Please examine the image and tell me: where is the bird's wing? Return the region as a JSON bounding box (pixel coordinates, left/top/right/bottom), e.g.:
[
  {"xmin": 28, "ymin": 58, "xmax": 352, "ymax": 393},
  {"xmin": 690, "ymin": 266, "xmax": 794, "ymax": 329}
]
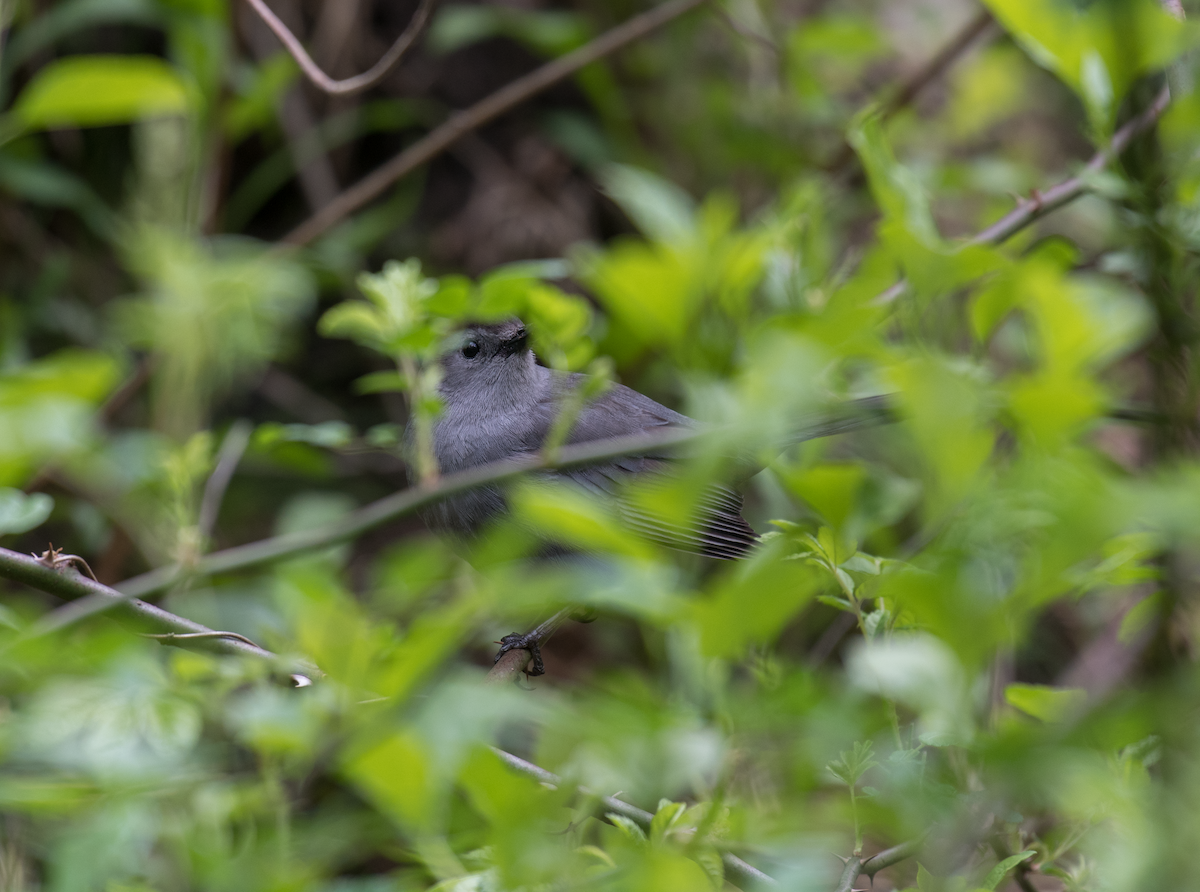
[{"xmin": 545, "ymin": 380, "xmax": 756, "ymax": 559}]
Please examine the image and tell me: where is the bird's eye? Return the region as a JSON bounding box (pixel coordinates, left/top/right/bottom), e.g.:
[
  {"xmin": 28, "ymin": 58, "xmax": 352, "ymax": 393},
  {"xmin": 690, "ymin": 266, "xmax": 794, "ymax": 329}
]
[{"xmin": 461, "ymin": 340, "xmax": 480, "ymax": 359}]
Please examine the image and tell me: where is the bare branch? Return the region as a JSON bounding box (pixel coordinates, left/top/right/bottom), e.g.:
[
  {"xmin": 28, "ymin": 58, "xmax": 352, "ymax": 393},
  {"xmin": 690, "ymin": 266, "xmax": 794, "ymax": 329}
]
[
  {"xmin": 862, "ymin": 837, "xmax": 924, "ymax": 877},
  {"xmin": 244, "ymin": 0, "xmax": 437, "ymax": 97},
  {"xmin": 827, "ymin": 7, "xmax": 997, "ymax": 174},
  {"xmin": 967, "ymin": 83, "xmax": 1172, "ymax": 246},
  {"xmin": 282, "ymin": 0, "xmax": 708, "ymax": 246},
  {"xmin": 874, "ymin": 82, "xmax": 1172, "ymax": 304},
  {"xmin": 198, "ymin": 419, "xmax": 253, "ymax": 542},
  {"xmin": 489, "ymin": 747, "xmax": 778, "ymax": 887},
  {"xmin": 104, "ymin": 395, "xmax": 891, "ymax": 606},
  {"xmin": 0, "ymin": 546, "xmax": 314, "ymax": 681}
]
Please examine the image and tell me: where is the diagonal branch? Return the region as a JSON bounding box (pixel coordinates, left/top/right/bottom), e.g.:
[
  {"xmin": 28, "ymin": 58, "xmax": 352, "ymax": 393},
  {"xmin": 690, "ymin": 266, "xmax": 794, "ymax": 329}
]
[
  {"xmin": 489, "ymin": 747, "xmax": 778, "ymax": 887},
  {"xmin": 244, "ymin": 0, "xmax": 437, "ymax": 97},
  {"xmin": 0, "ymin": 547, "xmax": 315, "ymax": 681},
  {"xmin": 115, "ymin": 396, "xmax": 892, "ymax": 599},
  {"xmin": 198, "ymin": 419, "xmax": 253, "ymax": 542},
  {"xmin": 967, "ymin": 82, "xmax": 1172, "ymax": 246},
  {"xmin": 282, "ymin": 0, "xmax": 708, "ymax": 245},
  {"xmin": 873, "ymin": 82, "xmax": 1173, "ymax": 304},
  {"xmin": 827, "ymin": 7, "xmax": 997, "ymax": 174}
]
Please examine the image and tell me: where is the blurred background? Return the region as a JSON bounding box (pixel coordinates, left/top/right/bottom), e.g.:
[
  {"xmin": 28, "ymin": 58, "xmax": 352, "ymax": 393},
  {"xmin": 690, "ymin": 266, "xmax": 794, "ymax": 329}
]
[{"xmin": 1, "ymin": 0, "xmax": 1199, "ymax": 889}]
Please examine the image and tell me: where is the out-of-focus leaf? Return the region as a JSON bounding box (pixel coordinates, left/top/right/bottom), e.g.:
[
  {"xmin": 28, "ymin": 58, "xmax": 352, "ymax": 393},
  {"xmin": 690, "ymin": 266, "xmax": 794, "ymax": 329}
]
[
  {"xmin": 18, "ymin": 658, "xmax": 200, "ymax": 779},
  {"xmin": 1, "ymin": 0, "xmax": 162, "ymax": 88},
  {"xmin": 0, "ymin": 349, "xmax": 118, "ymax": 487},
  {"xmin": 0, "ymin": 153, "xmax": 116, "ymax": 238},
  {"xmin": 599, "ymin": 164, "xmax": 696, "ymax": 243},
  {"xmin": 982, "ymin": 851, "xmax": 1036, "ymax": 890},
  {"xmin": 849, "ymin": 114, "xmax": 1006, "ymax": 297},
  {"xmin": 342, "ymin": 730, "xmax": 434, "ymax": 832},
  {"xmin": 429, "ymin": 4, "xmax": 590, "ymax": 56},
  {"xmin": 981, "ymin": 0, "xmax": 1195, "ymax": 133},
  {"xmin": 847, "ymin": 634, "xmax": 972, "ymax": 745},
  {"xmin": 116, "ymin": 231, "xmax": 315, "ymax": 438},
  {"xmin": 690, "ymin": 538, "xmax": 819, "ymax": 657},
  {"xmin": 0, "ymin": 488, "xmax": 53, "ymax": 535},
  {"xmin": 1005, "ymin": 683, "xmax": 1087, "ymax": 722},
  {"xmin": 11, "ymin": 55, "xmax": 189, "ymax": 130}
]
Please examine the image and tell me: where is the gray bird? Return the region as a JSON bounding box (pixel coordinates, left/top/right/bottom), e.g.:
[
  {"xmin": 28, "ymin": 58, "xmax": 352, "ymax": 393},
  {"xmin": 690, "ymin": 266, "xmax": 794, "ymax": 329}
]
[
  {"xmin": 419, "ymin": 318, "xmax": 890, "ymax": 674},
  {"xmin": 423, "ymin": 319, "xmax": 758, "ymax": 560}
]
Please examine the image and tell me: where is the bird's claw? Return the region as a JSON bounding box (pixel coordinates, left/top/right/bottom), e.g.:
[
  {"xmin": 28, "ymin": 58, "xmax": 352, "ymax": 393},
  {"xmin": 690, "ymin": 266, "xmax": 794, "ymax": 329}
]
[{"xmin": 494, "ymin": 631, "xmax": 545, "ymax": 676}]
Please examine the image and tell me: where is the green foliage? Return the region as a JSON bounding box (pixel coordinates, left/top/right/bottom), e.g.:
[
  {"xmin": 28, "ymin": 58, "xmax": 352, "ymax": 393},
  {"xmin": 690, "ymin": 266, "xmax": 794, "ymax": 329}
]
[
  {"xmin": 4, "ymin": 0, "xmax": 1200, "ymax": 890},
  {"xmin": 10, "ymin": 54, "xmax": 190, "ymax": 131}
]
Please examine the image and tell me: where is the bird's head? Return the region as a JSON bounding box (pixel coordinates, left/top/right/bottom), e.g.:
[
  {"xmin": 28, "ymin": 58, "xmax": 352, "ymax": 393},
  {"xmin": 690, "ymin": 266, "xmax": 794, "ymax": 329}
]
[{"xmin": 438, "ymin": 319, "xmax": 538, "ymax": 403}]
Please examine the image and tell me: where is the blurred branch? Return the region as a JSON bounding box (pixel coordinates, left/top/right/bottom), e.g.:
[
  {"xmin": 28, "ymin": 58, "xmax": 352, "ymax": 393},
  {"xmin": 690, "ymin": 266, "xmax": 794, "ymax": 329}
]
[
  {"xmin": 968, "ymin": 83, "xmax": 1172, "ymax": 246},
  {"xmin": 875, "ymin": 82, "xmax": 1173, "ymax": 304},
  {"xmin": 0, "ymin": 546, "xmax": 314, "ymax": 680},
  {"xmin": 828, "ymin": 7, "xmax": 997, "ymax": 174},
  {"xmin": 283, "ymin": 0, "xmax": 708, "ymax": 245},
  {"xmin": 198, "ymin": 420, "xmax": 253, "ymax": 543},
  {"xmin": 241, "ymin": 0, "xmax": 340, "ymax": 210},
  {"xmin": 879, "ymin": 9, "xmax": 995, "ymax": 124},
  {"xmin": 862, "ymin": 838, "xmax": 923, "ymax": 876},
  {"xmin": 245, "ymin": 0, "xmax": 436, "ymax": 97},
  {"xmin": 489, "ymin": 747, "xmax": 778, "ymax": 887},
  {"xmin": 830, "ymin": 838, "xmax": 922, "ymax": 892},
  {"xmin": 107, "ymin": 395, "xmax": 891, "ymax": 606}
]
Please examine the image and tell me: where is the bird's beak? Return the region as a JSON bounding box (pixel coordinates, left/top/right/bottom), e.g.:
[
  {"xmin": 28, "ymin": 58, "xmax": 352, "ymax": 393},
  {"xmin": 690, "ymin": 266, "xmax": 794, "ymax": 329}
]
[{"xmin": 499, "ymin": 326, "xmax": 529, "ymax": 355}]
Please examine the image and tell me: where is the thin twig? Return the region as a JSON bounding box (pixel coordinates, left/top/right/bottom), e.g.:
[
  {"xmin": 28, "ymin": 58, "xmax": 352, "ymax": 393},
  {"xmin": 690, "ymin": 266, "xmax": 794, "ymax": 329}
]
[
  {"xmin": 968, "ymin": 83, "xmax": 1172, "ymax": 246},
  {"xmin": 282, "ymin": 0, "xmax": 708, "ymax": 245},
  {"xmin": 141, "ymin": 630, "xmax": 263, "ymax": 648},
  {"xmin": 862, "ymin": 837, "xmax": 924, "ymax": 877},
  {"xmin": 241, "ymin": 0, "xmax": 340, "ymax": 210},
  {"xmin": 244, "ymin": 0, "xmax": 437, "ymax": 97},
  {"xmin": 882, "ymin": 8, "xmax": 995, "ymax": 118},
  {"xmin": 0, "ymin": 546, "xmax": 315, "ymax": 681},
  {"xmin": 873, "ymin": 82, "xmax": 1173, "ymax": 304},
  {"xmin": 828, "ymin": 7, "xmax": 997, "ymax": 174},
  {"xmin": 489, "ymin": 747, "xmax": 777, "ymax": 887},
  {"xmin": 198, "ymin": 420, "xmax": 253, "ymax": 542}
]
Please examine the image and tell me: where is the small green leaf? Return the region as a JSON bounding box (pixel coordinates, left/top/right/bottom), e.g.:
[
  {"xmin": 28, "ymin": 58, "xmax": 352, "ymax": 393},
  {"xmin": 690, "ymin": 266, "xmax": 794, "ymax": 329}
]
[
  {"xmin": 0, "ymin": 489, "xmax": 53, "ymax": 535},
  {"xmin": 354, "ymin": 370, "xmax": 408, "ymax": 394},
  {"xmin": 649, "ymin": 799, "xmax": 686, "ymax": 844},
  {"xmin": 598, "ymin": 163, "xmax": 695, "ymax": 242},
  {"xmin": 982, "ymin": 851, "xmax": 1036, "ymax": 891},
  {"xmin": 1004, "ymin": 683, "xmax": 1087, "ymax": 722},
  {"xmin": 13, "ymin": 55, "xmax": 188, "ymax": 130},
  {"xmin": 827, "ymin": 740, "xmax": 879, "ymax": 787},
  {"xmin": 606, "ymin": 813, "xmax": 647, "ymax": 843}
]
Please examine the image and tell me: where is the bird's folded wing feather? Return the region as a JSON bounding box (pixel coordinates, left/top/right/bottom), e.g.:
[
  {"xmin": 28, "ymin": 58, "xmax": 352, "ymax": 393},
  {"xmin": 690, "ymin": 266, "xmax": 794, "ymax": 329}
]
[{"xmin": 548, "ymin": 380, "xmax": 757, "ymax": 559}]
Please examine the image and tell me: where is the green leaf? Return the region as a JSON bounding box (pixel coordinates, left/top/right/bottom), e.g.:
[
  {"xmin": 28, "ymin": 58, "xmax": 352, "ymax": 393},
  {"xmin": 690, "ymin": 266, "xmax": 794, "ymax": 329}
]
[
  {"xmin": 598, "ymin": 163, "xmax": 696, "ymax": 243},
  {"xmin": 0, "ymin": 488, "xmax": 53, "ymax": 535},
  {"xmin": 13, "ymin": 55, "xmax": 189, "ymax": 130},
  {"xmin": 649, "ymin": 799, "xmax": 686, "ymax": 844},
  {"xmin": 1004, "ymin": 683, "xmax": 1087, "ymax": 722},
  {"xmin": 354, "ymin": 370, "xmax": 408, "ymax": 394},
  {"xmin": 980, "ymin": 0, "xmax": 1195, "ymax": 134},
  {"xmin": 342, "ymin": 730, "xmax": 434, "ymax": 832},
  {"xmin": 606, "ymin": 813, "xmax": 648, "ymax": 843},
  {"xmin": 981, "ymin": 851, "xmax": 1036, "ymax": 891},
  {"xmin": 827, "ymin": 740, "xmax": 879, "ymax": 787}
]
